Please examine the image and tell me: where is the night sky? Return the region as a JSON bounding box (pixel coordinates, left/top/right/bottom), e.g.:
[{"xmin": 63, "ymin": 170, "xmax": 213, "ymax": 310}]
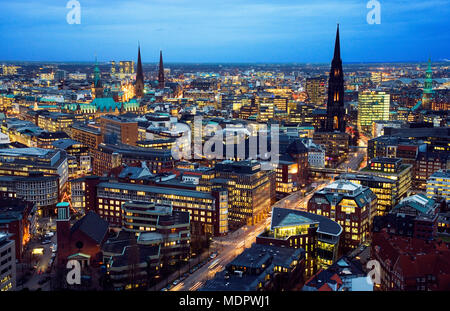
[{"xmin": 0, "ymin": 0, "xmax": 449, "ymax": 63}]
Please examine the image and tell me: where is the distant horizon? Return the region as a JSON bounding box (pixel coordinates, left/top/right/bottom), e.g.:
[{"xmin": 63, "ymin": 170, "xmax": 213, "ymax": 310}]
[
  {"xmin": 1, "ymin": 59, "xmax": 448, "ymax": 66},
  {"xmin": 1, "ymin": 1, "xmax": 449, "ymax": 63}
]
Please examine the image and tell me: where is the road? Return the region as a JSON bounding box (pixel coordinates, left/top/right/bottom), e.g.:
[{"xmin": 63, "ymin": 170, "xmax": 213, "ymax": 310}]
[
  {"xmin": 19, "ymin": 218, "xmax": 57, "ymax": 291},
  {"xmin": 172, "ymin": 138, "xmax": 369, "ymax": 291},
  {"xmin": 172, "ymin": 217, "xmax": 271, "ymax": 291},
  {"xmin": 172, "ymin": 182, "xmax": 332, "ymax": 291}
]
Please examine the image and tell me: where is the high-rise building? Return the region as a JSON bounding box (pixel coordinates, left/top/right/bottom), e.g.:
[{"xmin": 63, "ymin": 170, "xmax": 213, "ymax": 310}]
[
  {"xmin": 214, "ymin": 160, "xmax": 275, "ymax": 228},
  {"xmin": 254, "ymin": 92, "xmax": 275, "ymax": 122},
  {"xmin": 358, "ymin": 90, "xmax": 390, "ymax": 133},
  {"xmin": 360, "ymin": 157, "xmax": 412, "ymax": 201},
  {"xmin": 305, "ymin": 76, "xmax": 326, "ymax": 107},
  {"xmin": 135, "ymin": 45, "xmax": 144, "ymax": 98},
  {"xmin": 325, "ymin": 25, "xmax": 346, "ymax": 133}
]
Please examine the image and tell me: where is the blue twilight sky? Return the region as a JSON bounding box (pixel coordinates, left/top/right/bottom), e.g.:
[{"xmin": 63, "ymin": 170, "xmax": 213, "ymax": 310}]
[{"xmin": 0, "ymin": 0, "xmax": 449, "ymax": 63}]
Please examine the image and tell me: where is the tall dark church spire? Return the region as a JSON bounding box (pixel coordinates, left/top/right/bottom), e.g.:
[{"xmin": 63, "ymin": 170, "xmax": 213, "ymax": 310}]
[
  {"xmin": 135, "ymin": 43, "xmax": 144, "ymax": 98},
  {"xmin": 333, "ymin": 24, "xmax": 341, "ymax": 60},
  {"xmin": 325, "ymin": 24, "xmax": 346, "ymax": 132},
  {"xmin": 158, "ymin": 50, "xmax": 165, "ymax": 89}
]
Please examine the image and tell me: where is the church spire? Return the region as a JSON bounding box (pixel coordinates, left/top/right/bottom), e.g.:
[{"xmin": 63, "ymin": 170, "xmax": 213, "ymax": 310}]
[
  {"xmin": 333, "ymin": 24, "xmax": 341, "ymax": 61},
  {"xmin": 325, "ymin": 24, "xmax": 345, "ymax": 132},
  {"xmin": 158, "ymin": 50, "xmax": 165, "ymax": 89},
  {"xmin": 135, "ymin": 43, "xmax": 144, "ymax": 98}
]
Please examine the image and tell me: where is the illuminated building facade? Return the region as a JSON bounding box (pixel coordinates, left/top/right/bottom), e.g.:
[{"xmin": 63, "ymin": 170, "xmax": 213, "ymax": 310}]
[
  {"xmin": 305, "ymin": 76, "xmax": 326, "ymax": 107},
  {"xmin": 358, "ymin": 90, "xmax": 390, "ymax": 133},
  {"xmin": 37, "ymin": 112, "xmax": 74, "ymax": 133},
  {"xmin": 103, "ymin": 202, "xmax": 190, "ymax": 290},
  {"xmin": 257, "ymin": 207, "xmax": 342, "ymax": 276},
  {"xmin": 0, "ymin": 233, "xmax": 16, "ymax": 291},
  {"xmin": 70, "ymin": 177, "xmax": 228, "ymax": 237},
  {"xmin": 336, "ymin": 173, "xmax": 399, "ymax": 216},
  {"xmin": 0, "ymin": 147, "xmax": 68, "ymax": 193},
  {"xmin": 426, "ymin": 170, "xmax": 450, "ymax": 202},
  {"xmin": 308, "ymin": 180, "xmax": 377, "ymax": 254},
  {"xmin": 0, "ymin": 198, "xmax": 36, "ymax": 261},
  {"xmin": 361, "ymin": 157, "xmax": 412, "ymax": 201},
  {"xmin": 99, "ymin": 115, "xmax": 139, "ymax": 146},
  {"xmin": 71, "ymin": 123, "xmax": 103, "ymax": 151},
  {"xmin": 0, "ymin": 173, "xmax": 58, "ymax": 217},
  {"xmin": 422, "ymin": 59, "xmax": 434, "ymax": 110},
  {"xmin": 91, "ymin": 143, "xmax": 175, "ymax": 176},
  {"xmin": 254, "ymin": 92, "xmax": 275, "ymax": 122},
  {"xmin": 373, "ymin": 194, "xmax": 439, "ymax": 240},
  {"xmin": 276, "ymin": 138, "xmax": 309, "ymax": 198},
  {"xmin": 313, "ymin": 131, "xmax": 349, "ymax": 168},
  {"xmin": 214, "ymin": 160, "xmax": 275, "ymax": 228}
]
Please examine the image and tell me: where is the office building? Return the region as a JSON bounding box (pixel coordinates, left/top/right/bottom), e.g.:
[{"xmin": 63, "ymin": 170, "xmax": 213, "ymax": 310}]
[
  {"xmin": 71, "ymin": 123, "xmax": 103, "ymax": 151},
  {"xmin": 308, "ymin": 180, "xmax": 377, "ymax": 254},
  {"xmin": 0, "ymin": 198, "xmax": 37, "ymax": 260},
  {"xmin": 358, "ymin": 90, "xmax": 390, "ymax": 133},
  {"xmin": 426, "ymin": 170, "xmax": 450, "ymax": 202},
  {"xmin": 257, "ymin": 207, "xmax": 342, "ymax": 276},
  {"xmin": 214, "ymin": 160, "xmax": 275, "ymax": 228},
  {"xmin": 360, "ymin": 157, "xmax": 412, "ymax": 201},
  {"xmin": 0, "ymin": 233, "xmax": 16, "ymax": 291},
  {"xmin": 0, "ymin": 147, "xmax": 68, "ymax": 192},
  {"xmin": 313, "ymin": 131, "xmax": 349, "ymax": 168},
  {"xmin": 336, "ymin": 173, "xmax": 400, "ymax": 216},
  {"xmin": 305, "ymin": 76, "xmax": 326, "ymax": 107},
  {"xmin": 200, "ymin": 244, "xmax": 305, "ymax": 291},
  {"xmin": 99, "ymin": 115, "xmax": 138, "ymax": 146}
]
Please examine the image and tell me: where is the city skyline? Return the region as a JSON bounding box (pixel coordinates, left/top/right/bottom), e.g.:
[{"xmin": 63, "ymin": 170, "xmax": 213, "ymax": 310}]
[{"xmin": 1, "ymin": 0, "xmax": 449, "ymax": 63}]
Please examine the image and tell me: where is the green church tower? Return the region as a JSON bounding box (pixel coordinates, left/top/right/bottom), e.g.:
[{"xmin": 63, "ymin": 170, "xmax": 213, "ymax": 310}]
[{"xmin": 422, "ymin": 58, "xmax": 434, "ymax": 110}]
